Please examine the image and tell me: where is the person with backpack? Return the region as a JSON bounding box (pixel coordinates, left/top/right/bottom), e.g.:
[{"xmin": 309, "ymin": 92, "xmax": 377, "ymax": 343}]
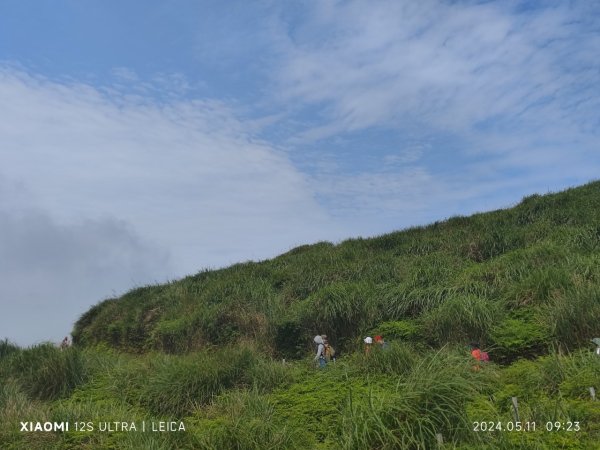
[
  {"xmin": 60, "ymin": 336, "xmax": 70, "ymax": 350},
  {"xmin": 314, "ymin": 335, "xmax": 327, "ymax": 368},
  {"xmin": 374, "ymin": 335, "xmax": 389, "ymax": 350}
]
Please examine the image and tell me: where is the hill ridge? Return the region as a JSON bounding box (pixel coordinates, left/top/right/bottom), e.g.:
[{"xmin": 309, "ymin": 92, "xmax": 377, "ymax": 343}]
[{"xmin": 73, "ymin": 180, "xmax": 600, "ymax": 360}]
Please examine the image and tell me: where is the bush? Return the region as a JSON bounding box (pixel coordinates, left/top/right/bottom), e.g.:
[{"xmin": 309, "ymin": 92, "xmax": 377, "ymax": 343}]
[
  {"xmin": 490, "ymin": 314, "xmax": 549, "ymax": 362},
  {"xmin": 274, "ymin": 321, "xmax": 307, "ymax": 359},
  {"xmin": 370, "ymin": 320, "xmax": 423, "ymax": 342}
]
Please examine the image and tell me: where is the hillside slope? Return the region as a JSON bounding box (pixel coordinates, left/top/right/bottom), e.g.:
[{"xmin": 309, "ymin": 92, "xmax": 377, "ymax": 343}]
[{"xmin": 73, "ymin": 181, "xmax": 600, "ymax": 360}]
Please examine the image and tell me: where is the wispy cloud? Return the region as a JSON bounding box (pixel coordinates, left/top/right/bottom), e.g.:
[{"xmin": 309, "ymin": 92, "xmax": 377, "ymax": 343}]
[
  {"xmin": 274, "ymin": 1, "xmax": 599, "ymax": 139},
  {"xmin": 264, "ymin": 0, "xmax": 600, "ymax": 223}
]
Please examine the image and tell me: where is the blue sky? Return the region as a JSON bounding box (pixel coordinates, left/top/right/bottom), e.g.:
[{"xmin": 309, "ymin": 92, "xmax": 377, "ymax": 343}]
[{"xmin": 1, "ymin": 0, "xmax": 599, "ymax": 345}]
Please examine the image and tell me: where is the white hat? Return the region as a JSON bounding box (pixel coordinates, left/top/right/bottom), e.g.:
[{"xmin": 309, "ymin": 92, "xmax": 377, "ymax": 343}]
[{"xmin": 364, "ymin": 336, "xmax": 373, "ymax": 344}]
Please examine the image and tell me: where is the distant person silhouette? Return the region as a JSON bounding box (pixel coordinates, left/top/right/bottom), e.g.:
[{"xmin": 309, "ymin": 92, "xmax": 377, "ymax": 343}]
[
  {"xmin": 469, "ymin": 342, "xmax": 489, "ymax": 371},
  {"xmin": 314, "ymin": 335, "xmax": 327, "ymax": 368},
  {"xmin": 60, "ymin": 336, "xmax": 70, "ymax": 350},
  {"xmin": 364, "ymin": 336, "xmax": 373, "ymax": 355}
]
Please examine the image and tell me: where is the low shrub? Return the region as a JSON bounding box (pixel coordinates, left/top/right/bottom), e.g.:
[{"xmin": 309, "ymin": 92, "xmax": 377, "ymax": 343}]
[
  {"xmin": 370, "ymin": 320, "xmax": 423, "ymax": 342},
  {"xmin": 490, "ymin": 314, "xmax": 549, "ymax": 362}
]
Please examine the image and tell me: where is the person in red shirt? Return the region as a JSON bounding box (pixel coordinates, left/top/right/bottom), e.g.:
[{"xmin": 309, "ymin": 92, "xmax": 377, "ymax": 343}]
[{"xmin": 470, "ymin": 342, "xmax": 489, "ymax": 370}]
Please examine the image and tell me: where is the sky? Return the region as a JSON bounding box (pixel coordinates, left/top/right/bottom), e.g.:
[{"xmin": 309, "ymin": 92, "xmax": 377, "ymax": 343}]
[{"xmin": 1, "ymin": 0, "xmax": 599, "ymax": 346}]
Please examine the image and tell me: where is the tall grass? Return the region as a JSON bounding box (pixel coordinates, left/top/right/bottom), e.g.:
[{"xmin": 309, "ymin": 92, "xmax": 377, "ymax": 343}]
[
  {"xmin": 0, "ymin": 339, "xmax": 20, "ymax": 359},
  {"xmin": 195, "ymin": 390, "xmax": 310, "ymax": 450},
  {"xmin": 337, "ymin": 349, "xmax": 488, "ymax": 449},
  {"xmin": 543, "ymin": 286, "xmax": 600, "ymax": 348},
  {"xmin": 421, "ymin": 295, "xmax": 502, "ymax": 345},
  {"xmin": 0, "ymin": 379, "xmax": 57, "ymax": 450},
  {"xmin": 352, "ymin": 342, "xmax": 418, "ymax": 376},
  {"xmin": 138, "ymin": 346, "xmax": 289, "ymax": 417},
  {"xmin": 4, "ymin": 344, "xmax": 87, "ymax": 401}
]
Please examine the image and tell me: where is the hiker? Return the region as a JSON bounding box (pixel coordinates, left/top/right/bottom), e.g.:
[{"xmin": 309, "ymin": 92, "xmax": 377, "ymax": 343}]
[
  {"xmin": 314, "ymin": 335, "xmax": 327, "ymax": 368},
  {"xmin": 364, "ymin": 336, "xmax": 373, "ymax": 355},
  {"xmin": 323, "ymin": 335, "xmax": 336, "ymax": 363},
  {"xmin": 374, "ymin": 335, "xmax": 388, "ymax": 350},
  {"xmin": 60, "ymin": 336, "xmax": 70, "ymax": 350},
  {"xmin": 593, "ymin": 338, "xmax": 600, "ymax": 357},
  {"xmin": 470, "ymin": 342, "xmax": 489, "ymax": 371}
]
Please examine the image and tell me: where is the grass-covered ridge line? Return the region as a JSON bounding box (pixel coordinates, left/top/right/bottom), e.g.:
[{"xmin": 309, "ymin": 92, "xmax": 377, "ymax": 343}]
[
  {"xmin": 2, "ymin": 181, "xmax": 600, "ymax": 449},
  {"xmin": 74, "ymin": 181, "xmax": 600, "ymax": 359}
]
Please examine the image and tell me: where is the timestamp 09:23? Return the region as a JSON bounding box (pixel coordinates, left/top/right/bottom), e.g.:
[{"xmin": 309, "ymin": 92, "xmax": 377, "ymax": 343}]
[{"xmin": 473, "ymin": 421, "xmax": 581, "ymax": 432}]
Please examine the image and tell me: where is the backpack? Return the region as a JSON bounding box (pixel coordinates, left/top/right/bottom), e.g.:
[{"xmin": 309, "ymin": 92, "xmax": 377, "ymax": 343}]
[
  {"xmin": 480, "ymin": 351, "xmax": 489, "ymax": 362},
  {"xmin": 325, "ymin": 344, "xmax": 335, "ymax": 359}
]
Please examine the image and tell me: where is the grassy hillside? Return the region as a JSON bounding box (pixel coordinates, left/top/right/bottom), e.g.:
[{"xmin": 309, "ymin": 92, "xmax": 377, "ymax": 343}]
[
  {"xmin": 74, "ymin": 180, "xmax": 600, "ymax": 358},
  {"xmin": 2, "ymin": 181, "xmax": 600, "ymax": 449}
]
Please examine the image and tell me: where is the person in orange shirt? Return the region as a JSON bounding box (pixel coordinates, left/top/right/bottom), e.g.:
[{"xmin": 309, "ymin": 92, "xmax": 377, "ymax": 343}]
[{"xmin": 470, "ymin": 342, "xmax": 489, "ymax": 371}]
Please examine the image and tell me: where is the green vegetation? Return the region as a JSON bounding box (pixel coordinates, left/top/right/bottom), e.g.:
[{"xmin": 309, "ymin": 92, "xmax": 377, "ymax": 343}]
[{"xmin": 2, "ymin": 181, "xmax": 600, "ymax": 448}]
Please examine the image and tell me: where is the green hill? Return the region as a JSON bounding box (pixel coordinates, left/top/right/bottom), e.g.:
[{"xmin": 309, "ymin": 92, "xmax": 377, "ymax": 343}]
[
  {"xmin": 74, "ymin": 180, "xmax": 600, "ymax": 359},
  {"xmin": 2, "ymin": 181, "xmax": 600, "ymax": 449}
]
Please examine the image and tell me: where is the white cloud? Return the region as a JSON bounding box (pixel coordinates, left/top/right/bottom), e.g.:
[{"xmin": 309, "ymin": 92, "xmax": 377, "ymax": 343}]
[{"xmin": 0, "ymin": 67, "xmax": 344, "ymax": 345}]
